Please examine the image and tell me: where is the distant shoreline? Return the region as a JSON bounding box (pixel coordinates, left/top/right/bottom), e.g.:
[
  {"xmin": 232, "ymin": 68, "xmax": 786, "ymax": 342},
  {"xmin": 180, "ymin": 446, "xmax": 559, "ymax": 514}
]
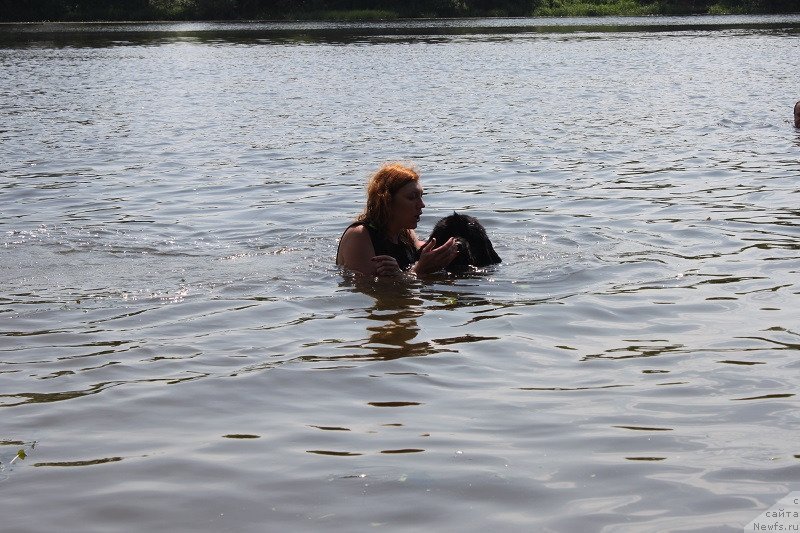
[
  {"xmin": 4, "ymin": 14, "xmax": 799, "ymax": 30},
  {"xmin": 3, "ymin": 2, "xmax": 798, "ymax": 24}
]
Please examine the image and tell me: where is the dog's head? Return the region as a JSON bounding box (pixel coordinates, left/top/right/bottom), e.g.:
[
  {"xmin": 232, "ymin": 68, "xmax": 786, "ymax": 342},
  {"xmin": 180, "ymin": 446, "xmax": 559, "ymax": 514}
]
[{"xmin": 429, "ymin": 212, "xmax": 501, "ymax": 271}]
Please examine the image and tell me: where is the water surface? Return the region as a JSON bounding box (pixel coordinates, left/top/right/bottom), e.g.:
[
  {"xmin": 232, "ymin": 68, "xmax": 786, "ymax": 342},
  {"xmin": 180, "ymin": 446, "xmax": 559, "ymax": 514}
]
[{"xmin": 1, "ymin": 16, "xmax": 799, "ymax": 532}]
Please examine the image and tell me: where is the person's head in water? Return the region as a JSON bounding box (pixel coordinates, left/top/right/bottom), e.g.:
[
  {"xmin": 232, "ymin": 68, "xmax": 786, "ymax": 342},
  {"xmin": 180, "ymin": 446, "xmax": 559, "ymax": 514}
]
[
  {"xmin": 358, "ymin": 163, "xmax": 423, "ymax": 246},
  {"xmin": 794, "ymin": 101, "xmax": 800, "ymax": 128}
]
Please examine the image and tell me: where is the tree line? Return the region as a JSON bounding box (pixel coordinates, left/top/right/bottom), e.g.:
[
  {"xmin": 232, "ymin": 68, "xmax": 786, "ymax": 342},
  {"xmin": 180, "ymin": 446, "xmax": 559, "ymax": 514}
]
[{"xmin": 1, "ymin": 0, "xmax": 795, "ymax": 22}]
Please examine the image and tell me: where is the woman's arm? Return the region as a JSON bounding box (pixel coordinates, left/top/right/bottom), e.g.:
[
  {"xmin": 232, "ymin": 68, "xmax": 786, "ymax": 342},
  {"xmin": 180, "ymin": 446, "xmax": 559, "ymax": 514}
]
[{"xmin": 336, "ymin": 224, "xmax": 378, "ymax": 276}]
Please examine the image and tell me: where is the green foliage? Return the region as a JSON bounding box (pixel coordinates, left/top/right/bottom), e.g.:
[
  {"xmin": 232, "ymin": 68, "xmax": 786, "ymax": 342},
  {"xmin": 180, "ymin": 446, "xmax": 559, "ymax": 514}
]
[
  {"xmin": 706, "ymin": 0, "xmax": 795, "ymax": 14},
  {"xmin": 468, "ymin": 0, "xmax": 538, "ymax": 15},
  {"xmin": 149, "ymin": 0, "xmax": 239, "ymax": 19},
  {"xmin": 707, "ymin": 2, "xmax": 747, "ymax": 13},
  {"xmin": 534, "ymin": 0, "xmax": 659, "ymax": 16},
  {"xmin": 0, "ymin": 0, "xmax": 795, "ymax": 22},
  {"xmin": 299, "ymin": 9, "xmax": 399, "ymax": 20},
  {"xmin": 148, "ymin": 0, "xmax": 196, "ymax": 19},
  {"xmin": 654, "ymin": 0, "xmax": 714, "ymax": 14}
]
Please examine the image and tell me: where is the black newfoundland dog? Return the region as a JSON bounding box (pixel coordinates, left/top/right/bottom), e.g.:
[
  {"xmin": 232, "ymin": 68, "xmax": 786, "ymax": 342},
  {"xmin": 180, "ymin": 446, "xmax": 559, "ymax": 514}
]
[{"xmin": 429, "ymin": 212, "xmax": 501, "ymax": 271}]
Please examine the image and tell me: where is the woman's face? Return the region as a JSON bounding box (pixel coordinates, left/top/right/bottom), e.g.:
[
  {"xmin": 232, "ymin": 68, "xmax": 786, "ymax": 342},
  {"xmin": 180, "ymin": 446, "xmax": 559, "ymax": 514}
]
[{"xmin": 390, "ymin": 181, "xmax": 425, "ymax": 230}]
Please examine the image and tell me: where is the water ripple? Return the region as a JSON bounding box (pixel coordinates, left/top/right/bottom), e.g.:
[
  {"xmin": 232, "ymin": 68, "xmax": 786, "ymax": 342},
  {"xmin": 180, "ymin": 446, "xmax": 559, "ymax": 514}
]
[{"xmin": 1, "ymin": 19, "xmax": 799, "ymax": 533}]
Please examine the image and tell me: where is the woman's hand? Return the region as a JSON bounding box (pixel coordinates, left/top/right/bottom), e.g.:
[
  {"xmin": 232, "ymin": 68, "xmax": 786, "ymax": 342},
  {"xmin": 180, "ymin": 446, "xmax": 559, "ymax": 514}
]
[
  {"xmin": 371, "ymin": 255, "xmax": 404, "ymax": 277},
  {"xmin": 411, "ymin": 237, "xmax": 458, "ymax": 276}
]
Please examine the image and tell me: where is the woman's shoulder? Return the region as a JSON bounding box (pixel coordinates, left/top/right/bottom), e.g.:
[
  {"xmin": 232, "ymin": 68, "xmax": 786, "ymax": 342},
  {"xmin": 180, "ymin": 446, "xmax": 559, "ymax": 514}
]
[
  {"xmin": 342, "ymin": 221, "xmax": 370, "ymax": 238},
  {"xmin": 336, "ymin": 221, "xmax": 377, "ymax": 269},
  {"xmin": 338, "ymin": 222, "xmax": 375, "ymax": 251}
]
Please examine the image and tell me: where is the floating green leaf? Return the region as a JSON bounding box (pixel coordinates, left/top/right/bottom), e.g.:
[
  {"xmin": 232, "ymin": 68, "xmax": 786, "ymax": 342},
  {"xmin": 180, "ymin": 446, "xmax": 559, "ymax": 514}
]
[{"xmin": 9, "ymin": 449, "xmax": 26, "ymax": 465}]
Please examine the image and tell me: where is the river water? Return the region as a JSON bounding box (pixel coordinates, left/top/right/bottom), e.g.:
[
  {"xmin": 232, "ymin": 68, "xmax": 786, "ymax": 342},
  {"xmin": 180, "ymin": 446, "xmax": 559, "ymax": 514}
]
[{"xmin": 1, "ymin": 15, "xmax": 799, "ymax": 532}]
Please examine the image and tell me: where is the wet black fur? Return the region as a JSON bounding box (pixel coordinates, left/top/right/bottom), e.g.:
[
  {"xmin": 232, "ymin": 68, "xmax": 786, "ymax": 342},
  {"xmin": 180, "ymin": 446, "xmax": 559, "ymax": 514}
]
[{"xmin": 429, "ymin": 212, "xmax": 501, "ymax": 271}]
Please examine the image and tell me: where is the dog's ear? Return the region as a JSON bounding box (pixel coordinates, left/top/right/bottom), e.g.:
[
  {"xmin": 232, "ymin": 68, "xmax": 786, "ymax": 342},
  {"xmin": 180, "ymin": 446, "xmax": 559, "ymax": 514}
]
[
  {"xmin": 477, "ymin": 233, "xmax": 501, "ymax": 266},
  {"xmin": 485, "ymin": 241, "xmax": 501, "ymax": 265},
  {"xmin": 456, "ymin": 216, "xmax": 497, "ymax": 267},
  {"xmin": 464, "ymin": 218, "xmax": 501, "ymax": 267}
]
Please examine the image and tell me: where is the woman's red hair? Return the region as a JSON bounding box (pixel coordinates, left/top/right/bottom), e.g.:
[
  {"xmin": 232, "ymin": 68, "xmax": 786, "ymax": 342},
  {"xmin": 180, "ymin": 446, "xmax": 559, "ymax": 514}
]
[{"xmin": 356, "ymin": 163, "xmax": 419, "ymax": 247}]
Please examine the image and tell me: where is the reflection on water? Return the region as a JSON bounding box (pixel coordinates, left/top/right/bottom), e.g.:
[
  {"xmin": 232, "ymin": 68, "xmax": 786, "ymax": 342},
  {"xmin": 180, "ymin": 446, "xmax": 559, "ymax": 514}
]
[
  {"xmin": 337, "ymin": 270, "xmax": 511, "ymax": 362},
  {"xmin": 1, "ymin": 16, "xmax": 799, "ymax": 533},
  {"xmin": 341, "ymin": 276, "xmax": 435, "ymax": 361}
]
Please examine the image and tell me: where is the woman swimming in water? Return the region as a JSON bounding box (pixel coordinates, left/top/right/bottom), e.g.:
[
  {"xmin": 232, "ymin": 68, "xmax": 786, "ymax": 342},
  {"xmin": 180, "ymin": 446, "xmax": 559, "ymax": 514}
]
[{"xmin": 336, "ymin": 163, "xmax": 458, "ymax": 277}]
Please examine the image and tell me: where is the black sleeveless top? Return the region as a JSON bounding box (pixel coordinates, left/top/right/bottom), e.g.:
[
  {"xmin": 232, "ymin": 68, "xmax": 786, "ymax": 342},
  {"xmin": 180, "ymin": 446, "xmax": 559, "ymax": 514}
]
[{"xmin": 338, "ymin": 222, "xmax": 419, "ymax": 271}]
